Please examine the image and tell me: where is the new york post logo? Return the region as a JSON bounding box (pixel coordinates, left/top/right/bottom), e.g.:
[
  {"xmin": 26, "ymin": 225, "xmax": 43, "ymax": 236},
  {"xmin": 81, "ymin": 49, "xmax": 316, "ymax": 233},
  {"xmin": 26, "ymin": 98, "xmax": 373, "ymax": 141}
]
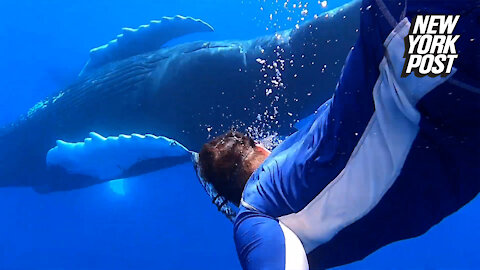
[{"xmin": 402, "ymin": 15, "xmax": 460, "ymax": 78}]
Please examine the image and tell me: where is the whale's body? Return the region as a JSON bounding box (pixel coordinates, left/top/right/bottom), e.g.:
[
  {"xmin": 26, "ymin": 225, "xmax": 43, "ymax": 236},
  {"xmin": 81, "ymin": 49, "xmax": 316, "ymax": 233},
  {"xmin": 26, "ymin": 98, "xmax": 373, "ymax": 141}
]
[{"xmin": 0, "ymin": 1, "xmax": 360, "ymax": 191}]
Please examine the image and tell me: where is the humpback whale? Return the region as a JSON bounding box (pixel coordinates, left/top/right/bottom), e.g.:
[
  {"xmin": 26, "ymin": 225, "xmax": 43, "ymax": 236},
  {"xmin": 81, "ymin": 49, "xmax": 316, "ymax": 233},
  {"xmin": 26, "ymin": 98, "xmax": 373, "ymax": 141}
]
[{"xmin": 0, "ymin": 1, "xmax": 361, "ymax": 192}]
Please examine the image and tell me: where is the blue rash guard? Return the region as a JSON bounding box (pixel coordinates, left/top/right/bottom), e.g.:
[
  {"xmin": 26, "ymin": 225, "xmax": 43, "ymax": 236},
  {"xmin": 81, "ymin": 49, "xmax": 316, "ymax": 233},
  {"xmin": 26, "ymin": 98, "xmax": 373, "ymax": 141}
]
[{"xmin": 234, "ymin": 0, "xmax": 480, "ymax": 269}]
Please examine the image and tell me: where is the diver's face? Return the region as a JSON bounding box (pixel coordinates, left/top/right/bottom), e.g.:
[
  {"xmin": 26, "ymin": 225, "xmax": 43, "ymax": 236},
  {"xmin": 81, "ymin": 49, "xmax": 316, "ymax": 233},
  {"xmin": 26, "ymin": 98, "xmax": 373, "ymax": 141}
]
[
  {"xmin": 255, "ymin": 144, "xmax": 271, "ymax": 157},
  {"xmin": 247, "ymin": 144, "xmax": 270, "ymax": 172}
]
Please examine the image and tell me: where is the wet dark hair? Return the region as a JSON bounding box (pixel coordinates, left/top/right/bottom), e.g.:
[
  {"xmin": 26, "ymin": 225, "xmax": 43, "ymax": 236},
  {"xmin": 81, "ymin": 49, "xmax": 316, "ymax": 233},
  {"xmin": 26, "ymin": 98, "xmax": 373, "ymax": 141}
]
[{"xmin": 198, "ymin": 131, "xmax": 257, "ymax": 206}]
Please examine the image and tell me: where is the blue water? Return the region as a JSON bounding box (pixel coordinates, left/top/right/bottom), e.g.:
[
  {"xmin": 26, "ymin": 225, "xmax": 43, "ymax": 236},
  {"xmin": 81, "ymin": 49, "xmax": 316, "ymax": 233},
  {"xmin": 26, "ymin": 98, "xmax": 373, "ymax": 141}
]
[{"xmin": 0, "ymin": 0, "xmax": 478, "ymax": 269}]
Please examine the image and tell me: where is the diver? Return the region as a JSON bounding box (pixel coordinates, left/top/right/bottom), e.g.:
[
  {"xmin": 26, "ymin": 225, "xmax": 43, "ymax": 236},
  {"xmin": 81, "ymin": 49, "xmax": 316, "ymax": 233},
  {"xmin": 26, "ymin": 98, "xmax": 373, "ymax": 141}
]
[
  {"xmin": 45, "ymin": 0, "xmax": 479, "ymax": 268},
  {"xmin": 194, "ymin": 0, "xmax": 480, "ymax": 269}
]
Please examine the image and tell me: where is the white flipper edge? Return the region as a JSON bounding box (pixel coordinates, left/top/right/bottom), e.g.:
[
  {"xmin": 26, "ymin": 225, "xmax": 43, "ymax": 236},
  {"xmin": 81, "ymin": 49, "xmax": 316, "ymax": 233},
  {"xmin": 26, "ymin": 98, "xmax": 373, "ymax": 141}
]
[{"xmin": 46, "ymin": 132, "xmax": 191, "ymax": 181}]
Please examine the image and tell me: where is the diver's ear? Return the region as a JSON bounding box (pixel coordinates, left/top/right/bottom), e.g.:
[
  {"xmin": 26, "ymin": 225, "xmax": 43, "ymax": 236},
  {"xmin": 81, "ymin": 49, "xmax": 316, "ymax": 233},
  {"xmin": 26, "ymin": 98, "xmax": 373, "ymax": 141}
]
[{"xmin": 255, "ymin": 144, "xmax": 271, "ymax": 156}]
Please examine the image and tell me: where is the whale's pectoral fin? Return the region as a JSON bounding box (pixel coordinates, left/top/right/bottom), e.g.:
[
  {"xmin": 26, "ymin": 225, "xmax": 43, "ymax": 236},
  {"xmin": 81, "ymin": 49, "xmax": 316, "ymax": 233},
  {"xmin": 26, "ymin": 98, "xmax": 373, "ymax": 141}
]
[
  {"xmin": 46, "ymin": 132, "xmax": 193, "ymax": 183},
  {"xmin": 80, "ymin": 15, "xmax": 214, "ymax": 75},
  {"xmin": 45, "ymin": 132, "xmax": 239, "ymax": 223}
]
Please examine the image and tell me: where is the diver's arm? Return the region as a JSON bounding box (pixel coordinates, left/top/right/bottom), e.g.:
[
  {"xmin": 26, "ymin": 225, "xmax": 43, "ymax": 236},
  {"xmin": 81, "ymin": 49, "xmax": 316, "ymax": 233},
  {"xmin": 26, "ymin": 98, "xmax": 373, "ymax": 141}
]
[{"xmin": 234, "ymin": 209, "xmax": 308, "ymax": 270}]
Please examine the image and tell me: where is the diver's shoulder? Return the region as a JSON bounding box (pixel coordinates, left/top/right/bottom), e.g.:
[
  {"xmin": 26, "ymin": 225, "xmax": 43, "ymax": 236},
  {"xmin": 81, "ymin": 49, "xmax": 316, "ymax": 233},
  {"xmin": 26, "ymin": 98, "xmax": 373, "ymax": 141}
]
[{"xmin": 233, "ymin": 205, "xmax": 274, "ymax": 231}]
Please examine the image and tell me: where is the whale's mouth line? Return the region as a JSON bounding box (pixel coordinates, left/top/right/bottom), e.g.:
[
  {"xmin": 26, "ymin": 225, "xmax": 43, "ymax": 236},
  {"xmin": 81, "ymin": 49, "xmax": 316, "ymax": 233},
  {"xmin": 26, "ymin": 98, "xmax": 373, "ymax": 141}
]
[{"xmin": 182, "ymin": 42, "xmax": 245, "ymax": 54}]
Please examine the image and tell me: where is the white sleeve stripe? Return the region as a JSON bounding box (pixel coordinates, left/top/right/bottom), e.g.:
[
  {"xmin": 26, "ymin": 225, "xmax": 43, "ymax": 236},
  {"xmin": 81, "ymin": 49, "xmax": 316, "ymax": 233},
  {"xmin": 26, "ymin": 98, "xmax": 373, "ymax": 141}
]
[{"xmin": 280, "ymin": 222, "xmax": 309, "ymax": 270}]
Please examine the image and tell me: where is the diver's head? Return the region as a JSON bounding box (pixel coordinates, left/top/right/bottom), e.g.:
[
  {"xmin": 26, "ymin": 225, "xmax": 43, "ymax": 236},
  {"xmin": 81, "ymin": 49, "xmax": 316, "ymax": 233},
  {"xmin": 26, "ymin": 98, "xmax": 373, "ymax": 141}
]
[{"xmin": 198, "ymin": 131, "xmax": 270, "ymax": 206}]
